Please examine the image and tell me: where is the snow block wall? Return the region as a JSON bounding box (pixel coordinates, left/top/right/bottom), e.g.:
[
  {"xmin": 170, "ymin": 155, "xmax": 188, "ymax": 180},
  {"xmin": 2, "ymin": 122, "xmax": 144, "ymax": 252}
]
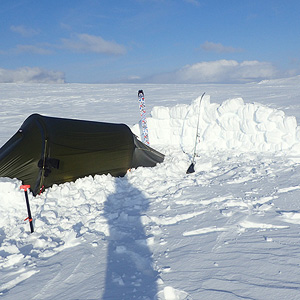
[{"xmin": 132, "ymin": 95, "xmax": 300, "ymax": 154}]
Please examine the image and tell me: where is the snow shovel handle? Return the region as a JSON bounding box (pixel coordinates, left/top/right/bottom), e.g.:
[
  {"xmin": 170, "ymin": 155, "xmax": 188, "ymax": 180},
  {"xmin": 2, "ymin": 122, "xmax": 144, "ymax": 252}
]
[{"xmin": 20, "ymin": 185, "xmax": 34, "ymax": 233}]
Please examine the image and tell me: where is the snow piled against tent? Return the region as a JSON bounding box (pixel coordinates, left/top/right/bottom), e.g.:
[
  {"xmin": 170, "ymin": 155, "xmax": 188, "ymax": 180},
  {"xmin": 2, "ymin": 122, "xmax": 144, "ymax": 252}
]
[{"xmin": 132, "ymin": 94, "xmax": 300, "ymax": 153}]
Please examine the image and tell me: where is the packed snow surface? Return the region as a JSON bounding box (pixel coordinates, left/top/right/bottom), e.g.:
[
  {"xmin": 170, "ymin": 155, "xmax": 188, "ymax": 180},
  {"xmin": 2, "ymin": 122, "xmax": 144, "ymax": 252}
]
[{"xmin": 1, "ymin": 78, "xmax": 300, "ymax": 299}]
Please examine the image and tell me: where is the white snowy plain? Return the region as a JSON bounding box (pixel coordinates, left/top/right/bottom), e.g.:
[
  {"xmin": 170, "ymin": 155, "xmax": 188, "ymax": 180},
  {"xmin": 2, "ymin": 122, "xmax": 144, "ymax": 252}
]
[{"xmin": 1, "ymin": 78, "xmax": 300, "ymax": 299}]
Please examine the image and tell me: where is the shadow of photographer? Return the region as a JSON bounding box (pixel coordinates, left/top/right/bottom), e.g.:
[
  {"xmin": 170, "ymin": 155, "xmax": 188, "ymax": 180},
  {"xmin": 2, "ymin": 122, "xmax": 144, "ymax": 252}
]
[{"xmin": 103, "ymin": 176, "xmax": 158, "ymax": 300}]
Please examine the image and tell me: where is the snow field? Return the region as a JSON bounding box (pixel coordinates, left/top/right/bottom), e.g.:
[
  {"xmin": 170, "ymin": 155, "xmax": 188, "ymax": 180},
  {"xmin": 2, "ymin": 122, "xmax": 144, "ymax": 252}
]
[{"xmin": 1, "ymin": 81, "xmax": 300, "ymax": 299}]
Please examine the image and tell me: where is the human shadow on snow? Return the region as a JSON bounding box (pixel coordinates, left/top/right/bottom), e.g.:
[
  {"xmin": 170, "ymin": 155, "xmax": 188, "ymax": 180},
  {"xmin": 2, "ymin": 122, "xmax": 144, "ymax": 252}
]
[{"xmin": 103, "ymin": 176, "xmax": 158, "ymax": 300}]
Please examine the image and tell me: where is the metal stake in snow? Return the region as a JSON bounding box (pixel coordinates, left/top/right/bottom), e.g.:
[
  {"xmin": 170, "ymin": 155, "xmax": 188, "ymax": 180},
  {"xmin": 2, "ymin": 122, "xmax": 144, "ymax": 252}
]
[
  {"xmin": 20, "ymin": 185, "xmax": 34, "ymax": 233},
  {"xmin": 186, "ymin": 92, "xmax": 205, "ymax": 174},
  {"xmin": 138, "ymin": 90, "xmax": 150, "ymax": 145}
]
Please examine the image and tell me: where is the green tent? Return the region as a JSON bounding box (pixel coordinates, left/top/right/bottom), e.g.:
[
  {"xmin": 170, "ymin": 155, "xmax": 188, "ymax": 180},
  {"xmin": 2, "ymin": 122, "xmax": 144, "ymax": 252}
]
[{"xmin": 0, "ymin": 114, "xmax": 164, "ymax": 195}]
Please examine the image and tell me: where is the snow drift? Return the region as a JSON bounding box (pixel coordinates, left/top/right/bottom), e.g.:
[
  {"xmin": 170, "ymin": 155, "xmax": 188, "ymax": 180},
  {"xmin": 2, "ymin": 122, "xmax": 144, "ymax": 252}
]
[{"xmin": 132, "ymin": 94, "xmax": 300, "ymax": 153}]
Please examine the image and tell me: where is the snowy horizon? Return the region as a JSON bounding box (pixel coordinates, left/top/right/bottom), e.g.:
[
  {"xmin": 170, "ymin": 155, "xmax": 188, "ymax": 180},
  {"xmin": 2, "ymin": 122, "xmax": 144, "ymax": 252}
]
[{"xmin": 0, "ymin": 63, "xmax": 297, "ymax": 84}]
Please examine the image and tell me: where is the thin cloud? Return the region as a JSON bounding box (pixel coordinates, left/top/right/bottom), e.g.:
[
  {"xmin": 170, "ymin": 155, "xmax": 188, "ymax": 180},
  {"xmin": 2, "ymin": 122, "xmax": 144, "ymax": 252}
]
[
  {"xmin": 16, "ymin": 45, "xmax": 53, "ymax": 55},
  {"xmin": 10, "ymin": 25, "xmax": 40, "ymax": 37},
  {"xmin": 148, "ymin": 60, "xmax": 280, "ymax": 84},
  {"xmin": 201, "ymin": 41, "xmax": 243, "ymax": 53},
  {"xmin": 61, "ymin": 33, "xmax": 126, "ymax": 55},
  {"xmin": 0, "ymin": 67, "xmax": 65, "ymax": 83},
  {"xmin": 0, "ymin": 33, "xmax": 126, "ymax": 57}
]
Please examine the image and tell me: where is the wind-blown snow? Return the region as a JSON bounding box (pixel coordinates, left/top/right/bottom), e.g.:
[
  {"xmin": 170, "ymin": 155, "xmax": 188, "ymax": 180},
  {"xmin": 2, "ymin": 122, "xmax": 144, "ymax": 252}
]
[{"xmin": 1, "ymin": 79, "xmax": 300, "ymax": 299}]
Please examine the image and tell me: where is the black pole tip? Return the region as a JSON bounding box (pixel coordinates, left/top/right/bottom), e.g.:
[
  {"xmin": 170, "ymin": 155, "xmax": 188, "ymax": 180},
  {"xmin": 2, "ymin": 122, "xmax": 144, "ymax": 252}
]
[{"xmin": 186, "ymin": 162, "xmax": 195, "ymax": 174}]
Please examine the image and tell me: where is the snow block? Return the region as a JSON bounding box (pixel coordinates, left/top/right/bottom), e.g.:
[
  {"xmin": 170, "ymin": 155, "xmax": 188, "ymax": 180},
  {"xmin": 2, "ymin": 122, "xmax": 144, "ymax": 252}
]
[{"xmin": 133, "ymin": 94, "xmax": 300, "ymax": 154}]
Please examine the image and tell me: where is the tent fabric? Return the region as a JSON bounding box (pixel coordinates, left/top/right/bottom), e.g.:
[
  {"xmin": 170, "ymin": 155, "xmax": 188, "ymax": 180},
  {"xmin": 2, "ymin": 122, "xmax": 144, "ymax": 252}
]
[{"xmin": 0, "ymin": 114, "xmax": 164, "ymax": 195}]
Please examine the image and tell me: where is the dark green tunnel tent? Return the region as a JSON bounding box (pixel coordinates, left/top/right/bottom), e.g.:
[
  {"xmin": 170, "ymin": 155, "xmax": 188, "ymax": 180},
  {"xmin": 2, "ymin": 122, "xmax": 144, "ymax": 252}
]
[{"xmin": 0, "ymin": 114, "xmax": 164, "ymax": 195}]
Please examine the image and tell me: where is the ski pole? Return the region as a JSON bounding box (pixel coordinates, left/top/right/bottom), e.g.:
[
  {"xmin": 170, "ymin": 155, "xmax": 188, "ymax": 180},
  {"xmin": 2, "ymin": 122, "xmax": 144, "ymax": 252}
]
[
  {"xmin": 186, "ymin": 92, "xmax": 205, "ymax": 174},
  {"xmin": 20, "ymin": 184, "xmax": 34, "ymax": 233}
]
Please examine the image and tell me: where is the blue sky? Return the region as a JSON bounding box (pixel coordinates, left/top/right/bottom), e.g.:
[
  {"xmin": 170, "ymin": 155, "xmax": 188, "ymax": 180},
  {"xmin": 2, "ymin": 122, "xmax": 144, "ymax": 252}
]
[{"xmin": 0, "ymin": 0, "xmax": 300, "ymax": 83}]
